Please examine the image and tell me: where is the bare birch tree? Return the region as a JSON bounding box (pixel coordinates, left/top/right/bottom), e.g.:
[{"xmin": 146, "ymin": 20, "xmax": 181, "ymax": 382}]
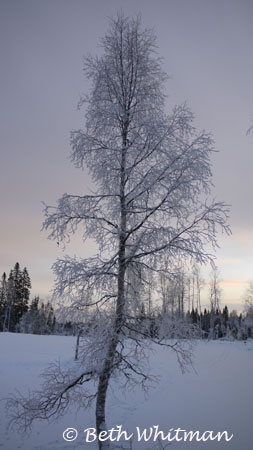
[
  {"xmin": 7, "ymin": 13, "xmax": 230, "ymax": 449},
  {"xmin": 209, "ymin": 266, "xmax": 222, "ymax": 339},
  {"xmin": 209, "ymin": 266, "xmax": 222, "ymax": 312},
  {"xmin": 192, "ymin": 263, "xmax": 205, "ymax": 329},
  {"xmin": 244, "ymin": 281, "xmax": 253, "ymax": 316}
]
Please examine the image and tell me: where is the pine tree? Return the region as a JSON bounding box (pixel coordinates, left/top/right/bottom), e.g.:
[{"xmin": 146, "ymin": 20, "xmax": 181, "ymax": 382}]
[
  {"xmin": 0, "ymin": 273, "xmax": 8, "ymax": 331},
  {"xmin": 20, "ymin": 267, "xmax": 31, "ymax": 314},
  {"xmin": 3, "ymin": 263, "xmax": 31, "ymax": 331},
  {"xmin": 12, "ymin": 262, "xmax": 23, "ymax": 328},
  {"xmin": 3, "ymin": 270, "xmax": 15, "ymax": 331}
]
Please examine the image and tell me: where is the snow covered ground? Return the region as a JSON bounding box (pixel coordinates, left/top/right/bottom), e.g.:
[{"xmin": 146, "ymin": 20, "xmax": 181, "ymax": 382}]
[{"xmin": 0, "ymin": 332, "xmax": 252, "ymax": 450}]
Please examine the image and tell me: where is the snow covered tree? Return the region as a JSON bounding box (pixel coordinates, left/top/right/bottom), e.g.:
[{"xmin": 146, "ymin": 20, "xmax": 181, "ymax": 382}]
[
  {"xmin": 159, "ymin": 269, "xmax": 185, "ymax": 318},
  {"xmin": 19, "ymin": 297, "xmax": 56, "ymax": 335},
  {"xmin": 7, "ymin": 13, "xmax": 230, "ymax": 447},
  {"xmin": 3, "ymin": 263, "xmax": 31, "ymax": 331},
  {"xmin": 244, "ymin": 281, "xmax": 253, "ymax": 316},
  {"xmin": 20, "ymin": 267, "xmax": 31, "ymax": 310},
  {"xmin": 209, "ymin": 266, "xmax": 222, "ymax": 339},
  {"xmin": 191, "ymin": 263, "xmax": 205, "ymax": 329},
  {"xmin": 3, "ymin": 270, "xmax": 15, "ymax": 332},
  {"xmin": 243, "ymin": 281, "xmax": 253, "ymax": 337},
  {"xmin": 209, "ymin": 266, "xmax": 221, "ymax": 312}
]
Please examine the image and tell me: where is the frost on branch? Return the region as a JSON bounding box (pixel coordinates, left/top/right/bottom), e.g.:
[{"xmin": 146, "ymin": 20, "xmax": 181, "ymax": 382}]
[
  {"xmin": 6, "ymin": 361, "xmax": 96, "ymax": 433},
  {"xmin": 9, "ymin": 12, "xmax": 230, "ymax": 446}
]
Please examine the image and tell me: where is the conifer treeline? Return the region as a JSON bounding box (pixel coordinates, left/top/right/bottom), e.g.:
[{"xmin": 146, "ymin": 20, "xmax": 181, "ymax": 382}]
[
  {"xmin": 186, "ymin": 306, "xmax": 252, "ymax": 340},
  {"xmin": 0, "ymin": 262, "xmax": 31, "ymax": 331},
  {"xmin": 0, "ymin": 263, "xmax": 57, "ymax": 334},
  {"xmin": 1, "ymin": 263, "xmax": 252, "ymax": 340}
]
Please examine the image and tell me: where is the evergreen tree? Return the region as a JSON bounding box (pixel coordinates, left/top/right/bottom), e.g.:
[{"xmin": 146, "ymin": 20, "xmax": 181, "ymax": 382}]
[
  {"xmin": 19, "ymin": 297, "xmax": 56, "ymax": 335},
  {"xmin": 0, "ymin": 273, "xmax": 8, "ymax": 331},
  {"xmin": 3, "ymin": 270, "xmax": 15, "ymax": 331},
  {"xmin": 2, "ymin": 263, "xmax": 31, "ymax": 331},
  {"xmin": 12, "ymin": 262, "xmax": 23, "ymax": 327},
  {"xmin": 222, "ymin": 305, "xmax": 229, "ymax": 324},
  {"xmin": 20, "ymin": 267, "xmax": 31, "ymax": 314}
]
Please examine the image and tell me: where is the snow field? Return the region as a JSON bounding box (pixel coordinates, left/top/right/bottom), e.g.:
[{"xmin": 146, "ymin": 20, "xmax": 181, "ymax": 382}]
[{"xmin": 0, "ymin": 333, "xmax": 252, "ymax": 449}]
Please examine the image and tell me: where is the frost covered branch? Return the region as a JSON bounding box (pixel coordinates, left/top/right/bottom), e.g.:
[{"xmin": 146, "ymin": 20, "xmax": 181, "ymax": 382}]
[
  {"xmin": 6, "ymin": 361, "xmax": 96, "ymax": 433},
  {"xmin": 9, "ymin": 13, "xmax": 231, "ymax": 449}
]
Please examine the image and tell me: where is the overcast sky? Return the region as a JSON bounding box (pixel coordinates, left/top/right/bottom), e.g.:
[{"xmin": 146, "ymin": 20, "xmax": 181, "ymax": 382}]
[{"xmin": 1, "ymin": 0, "xmax": 253, "ymax": 311}]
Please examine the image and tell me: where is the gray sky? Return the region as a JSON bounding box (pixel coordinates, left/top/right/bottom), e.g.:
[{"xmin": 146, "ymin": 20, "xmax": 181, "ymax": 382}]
[{"xmin": 1, "ymin": 0, "xmax": 253, "ymax": 310}]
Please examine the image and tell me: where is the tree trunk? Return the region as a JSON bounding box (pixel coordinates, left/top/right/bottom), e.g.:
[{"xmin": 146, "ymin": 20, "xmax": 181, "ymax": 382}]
[
  {"xmin": 96, "ymin": 354, "xmax": 115, "ymax": 449},
  {"xmin": 95, "ymin": 134, "xmax": 127, "ymax": 449},
  {"xmin": 75, "ymin": 328, "xmax": 82, "ymax": 360},
  {"xmin": 95, "ymin": 251, "xmax": 126, "ymax": 449}
]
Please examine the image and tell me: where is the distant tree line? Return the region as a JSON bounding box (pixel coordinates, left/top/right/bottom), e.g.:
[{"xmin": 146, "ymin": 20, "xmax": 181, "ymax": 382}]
[
  {"xmin": 0, "ymin": 263, "xmax": 57, "ymax": 334},
  {"xmin": 186, "ymin": 306, "xmax": 252, "ymax": 340},
  {"xmin": 18, "ymin": 296, "xmax": 56, "ymax": 335},
  {"xmin": 1, "ymin": 263, "xmax": 252, "ymax": 340},
  {"xmin": 0, "ymin": 262, "xmax": 31, "ymax": 332},
  {"xmin": 69, "ymin": 303, "xmax": 253, "ymax": 345},
  {"xmin": 0, "ymin": 263, "xmax": 79, "ymax": 336},
  {"xmin": 126, "ymin": 304, "xmax": 253, "ymax": 342}
]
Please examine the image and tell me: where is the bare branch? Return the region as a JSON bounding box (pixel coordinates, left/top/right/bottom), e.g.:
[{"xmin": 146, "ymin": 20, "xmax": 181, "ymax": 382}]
[{"xmin": 6, "ymin": 361, "xmax": 97, "ymax": 434}]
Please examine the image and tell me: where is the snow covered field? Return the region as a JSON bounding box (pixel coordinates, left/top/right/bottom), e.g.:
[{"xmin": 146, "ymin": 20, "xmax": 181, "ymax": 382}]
[{"xmin": 0, "ymin": 333, "xmax": 252, "ymax": 450}]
